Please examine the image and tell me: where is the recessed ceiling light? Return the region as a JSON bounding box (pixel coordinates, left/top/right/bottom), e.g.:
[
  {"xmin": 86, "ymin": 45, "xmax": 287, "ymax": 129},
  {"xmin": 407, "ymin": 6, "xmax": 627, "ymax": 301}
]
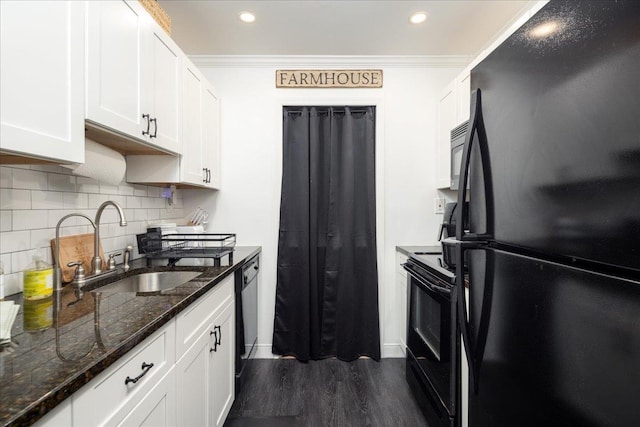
[
  {"xmin": 239, "ymin": 11, "xmax": 256, "ymax": 23},
  {"xmin": 409, "ymin": 12, "xmax": 427, "ymax": 25}
]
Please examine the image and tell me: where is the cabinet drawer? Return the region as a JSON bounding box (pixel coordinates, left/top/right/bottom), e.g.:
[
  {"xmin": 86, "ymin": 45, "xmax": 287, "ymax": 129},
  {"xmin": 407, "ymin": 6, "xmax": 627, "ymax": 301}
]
[
  {"xmin": 72, "ymin": 320, "xmax": 176, "ymax": 426},
  {"xmin": 176, "ymin": 274, "xmax": 234, "ymax": 359}
]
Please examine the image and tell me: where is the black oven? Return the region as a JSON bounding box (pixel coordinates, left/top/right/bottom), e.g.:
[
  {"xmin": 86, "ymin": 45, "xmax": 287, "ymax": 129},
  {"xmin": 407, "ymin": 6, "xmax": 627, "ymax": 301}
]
[{"xmin": 404, "ymin": 254, "xmax": 459, "ymax": 427}]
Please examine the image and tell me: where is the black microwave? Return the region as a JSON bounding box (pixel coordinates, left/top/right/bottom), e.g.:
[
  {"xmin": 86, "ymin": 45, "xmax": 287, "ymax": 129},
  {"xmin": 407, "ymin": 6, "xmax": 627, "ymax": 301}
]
[{"xmin": 450, "ymin": 121, "xmax": 469, "ymax": 190}]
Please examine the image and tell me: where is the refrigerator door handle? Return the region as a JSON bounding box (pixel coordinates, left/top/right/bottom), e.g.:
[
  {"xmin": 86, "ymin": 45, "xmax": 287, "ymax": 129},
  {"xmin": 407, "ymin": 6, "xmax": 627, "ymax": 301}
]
[
  {"xmin": 457, "ymin": 242, "xmax": 493, "ymax": 396},
  {"xmin": 456, "ymin": 243, "xmax": 475, "ymax": 395},
  {"xmin": 455, "ymin": 88, "xmax": 494, "ymax": 242}
]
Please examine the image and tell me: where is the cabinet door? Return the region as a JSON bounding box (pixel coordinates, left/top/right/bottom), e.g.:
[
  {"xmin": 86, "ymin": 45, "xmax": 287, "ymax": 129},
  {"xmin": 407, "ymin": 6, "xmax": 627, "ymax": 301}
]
[
  {"xmin": 86, "ymin": 0, "xmax": 146, "ymax": 140},
  {"xmin": 456, "ymin": 72, "xmax": 471, "ymax": 124},
  {"xmin": 201, "ymin": 84, "xmax": 221, "ymax": 189},
  {"xmin": 209, "ymin": 303, "xmax": 234, "ymax": 427},
  {"xmin": 148, "ymin": 28, "xmax": 182, "ymax": 154},
  {"xmin": 176, "ymin": 323, "xmax": 212, "ymax": 427},
  {"xmin": 0, "ymin": 0, "xmax": 84, "ymax": 163},
  {"xmin": 436, "ymin": 81, "xmax": 457, "ymax": 189},
  {"xmin": 115, "ymin": 368, "xmax": 176, "ymax": 427},
  {"xmin": 181, "ymin": 64, "xmax": 205, "ymax": 185},
  {"xmin": 33, "ymin": 398, "xmax": 72, "ymax": 427}
]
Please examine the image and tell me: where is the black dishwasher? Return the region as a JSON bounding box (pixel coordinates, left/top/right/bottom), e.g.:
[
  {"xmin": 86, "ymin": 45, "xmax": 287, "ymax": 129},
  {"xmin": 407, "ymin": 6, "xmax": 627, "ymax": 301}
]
[{"xmin": 235, "ymin": 255, "xmax": 259, "ymax": 395}]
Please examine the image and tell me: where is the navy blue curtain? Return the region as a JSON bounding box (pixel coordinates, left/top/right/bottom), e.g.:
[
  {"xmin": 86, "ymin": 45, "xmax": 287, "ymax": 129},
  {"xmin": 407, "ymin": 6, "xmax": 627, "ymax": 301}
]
[{"xmin": 272, "ymin": 106, "xmax": 380, "ymax": 361}]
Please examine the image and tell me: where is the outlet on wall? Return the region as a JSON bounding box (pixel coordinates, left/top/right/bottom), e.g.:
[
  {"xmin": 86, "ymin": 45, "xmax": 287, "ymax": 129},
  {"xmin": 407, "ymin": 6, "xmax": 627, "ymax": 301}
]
[{"xmin": 434, "ymin": 197, "xmax": 445, "ymax": 214}]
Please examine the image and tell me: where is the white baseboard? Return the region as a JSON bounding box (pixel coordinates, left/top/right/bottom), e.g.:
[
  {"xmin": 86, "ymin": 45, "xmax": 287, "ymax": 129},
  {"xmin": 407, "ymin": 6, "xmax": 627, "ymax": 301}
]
[
  {"xmin": 253, "ymin": 344, "xmax": 279, "ymax": 359},
  {"xmin": 253, "ymin": 343, "xmax": 406, "ymax": 359},
  {"xmin": 383, "ymin": 343, "xmax": 405, "ymax": 358}
]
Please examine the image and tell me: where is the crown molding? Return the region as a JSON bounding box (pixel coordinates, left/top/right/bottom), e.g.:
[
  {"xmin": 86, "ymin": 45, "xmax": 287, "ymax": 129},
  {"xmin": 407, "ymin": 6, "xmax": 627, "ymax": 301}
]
[{"xmin": 189, "ymin": 55, "xmax": 474, "ymax": 69}]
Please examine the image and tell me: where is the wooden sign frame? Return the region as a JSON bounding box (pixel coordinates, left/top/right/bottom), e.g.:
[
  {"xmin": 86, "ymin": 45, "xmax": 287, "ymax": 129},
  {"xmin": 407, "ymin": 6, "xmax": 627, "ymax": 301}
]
[{"xmin": 276, "ymin": 69, "xmax": 383, "ymax": 88}]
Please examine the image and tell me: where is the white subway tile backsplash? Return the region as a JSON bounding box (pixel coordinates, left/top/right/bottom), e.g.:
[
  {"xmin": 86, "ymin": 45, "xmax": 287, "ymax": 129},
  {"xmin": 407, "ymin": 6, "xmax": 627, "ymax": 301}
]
[
  {"xmin": 32, "ymin": 191, "xmax": 64, "ymax": 209},
  {"xmin": 0, "ymin": 211, "xmax": 11, "ymax": 232},
  {"xmin": 99, "ymin": 183, "xmax": 119, "ymax": 195},
  {"xmin": 48, "ymin": 173, "xmax": 76, "ymax": 192},
  {"xmin": 132, "ymin": 185, "xmax": 147, "ymax": 197},
  {"xmin": 2, "ymin": 272, "xmax": 22, "ymax": 295},
  {"xmin": 126, "ymin": 196, "xmax": 142, "ymax": 209},
  {"xmin": 63, "ymin": 192, "xmax": 89, "ymax": 209},
  {"xmin": 154, "ymin": 198, "xmax": 166, "ymax": 209},
  {"xmin": 1, "ymin": 253, "xmax": 11, "ymax": 274},
  {"xmin": 0, "ymin": 167, "xmax": 12, "ymax": 188},
  {"xmin": 0, "ymin": 188, "xmax": 31, "ymax": 209},
  {"xmin": 12, "ymin": 210, "xmax": 49, "ymax": 231},
  {"xmin": 11, "ymin": 249, "xmax": 41, "ymax": 273},
  {"xmin": 12, "ymin": 169, "xmax": 48, "ymax": 190},
  {"xmin": 147, "ymin": 209, "xmax": 161, "ymax": 221},
  {"xmin": 0, "ymin": 166, "xmax": 184, "ymax": 295},
  {"xmin": 31, "ymin": 228, "xmax": 56, "ymax": 250},
  {"xmin": 76, "ymin": 177, "xmax": 100, "ymax": 194},
  {"xmin": 0, "ymin": 230, "xmax": 31, "ymax": 253},
  {"xmin": 118, "ymin": 184, "xmax": 134, "ymax": 196}
]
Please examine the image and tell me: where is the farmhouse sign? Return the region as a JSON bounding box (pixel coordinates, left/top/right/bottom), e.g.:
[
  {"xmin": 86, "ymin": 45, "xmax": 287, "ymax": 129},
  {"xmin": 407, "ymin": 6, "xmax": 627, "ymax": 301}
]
[{"xmin": 276, "ymin": 69, "xmax": 383, "ymax": 88}]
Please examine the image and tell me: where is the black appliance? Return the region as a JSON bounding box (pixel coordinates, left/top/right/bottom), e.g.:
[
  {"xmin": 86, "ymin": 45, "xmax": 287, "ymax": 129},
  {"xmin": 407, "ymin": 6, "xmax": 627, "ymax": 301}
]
[
  {"xmin": 454, "ymin": 2, "xmax": 640, "ymax": 426},
  {"xmin": 234, "ymin": 254, "xmax": 259, "ymax": 395},
  {"xmin": 438, "ymin": 203, "xmax": 469, "ymax": 269},
  {"xmin": 403, "ymin": 249, "xmax": 459, "ymax": 427},
  {"xmin": 450, "ymin": 121, "xmax": 469, "ymax": 190}
]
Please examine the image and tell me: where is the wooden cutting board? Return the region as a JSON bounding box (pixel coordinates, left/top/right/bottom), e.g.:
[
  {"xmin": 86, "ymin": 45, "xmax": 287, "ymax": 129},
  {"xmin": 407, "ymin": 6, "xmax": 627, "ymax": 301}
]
[{"xmin": 50, "ymin": 233, "xmax": 106, "ymax": 283}]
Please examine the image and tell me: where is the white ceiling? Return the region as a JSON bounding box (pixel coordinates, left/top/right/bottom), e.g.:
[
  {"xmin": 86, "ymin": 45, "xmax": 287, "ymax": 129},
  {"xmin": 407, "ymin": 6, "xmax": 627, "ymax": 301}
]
[{"xmin": 157, "ymin": 0, "xmax": 534, "ymax": 56}]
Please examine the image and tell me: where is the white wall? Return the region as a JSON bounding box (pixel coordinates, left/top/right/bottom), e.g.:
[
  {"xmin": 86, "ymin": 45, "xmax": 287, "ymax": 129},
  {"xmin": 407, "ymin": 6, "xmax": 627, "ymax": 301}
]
[{"xmin": 183, "ymin": 56, "xmax": 466, "ymax": 358}]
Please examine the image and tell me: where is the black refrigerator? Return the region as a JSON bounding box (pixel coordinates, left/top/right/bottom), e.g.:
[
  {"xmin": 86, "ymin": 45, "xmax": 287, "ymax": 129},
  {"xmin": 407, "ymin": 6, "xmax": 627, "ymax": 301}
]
[{"xmin": 452, "ymin": 1, "xmax": 640, "ymax": 426}]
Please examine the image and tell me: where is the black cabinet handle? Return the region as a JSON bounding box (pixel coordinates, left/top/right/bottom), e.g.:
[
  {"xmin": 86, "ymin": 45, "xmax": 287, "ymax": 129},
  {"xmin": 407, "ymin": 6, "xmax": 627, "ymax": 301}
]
[
  {"xmin": 202, "ymin": 168, "xmax": 207, "ymax": 183},
  {"xmin": 142, "ymin": 114, "xmax": 150, "ymax": 136},
  {"xmin": 150, "ymin": 117, "xmax": 157, "ymax": 138},
  {"xmin": 206, "ymin": 168, "xmax": 211, "ymax": 183},
  {"xmin": 209, "ymin": 325, "xmax": 222, "ymax": 352},
  {"xmin": 124, "ymin": 362, "xmax": 154, "ymax": 385}
]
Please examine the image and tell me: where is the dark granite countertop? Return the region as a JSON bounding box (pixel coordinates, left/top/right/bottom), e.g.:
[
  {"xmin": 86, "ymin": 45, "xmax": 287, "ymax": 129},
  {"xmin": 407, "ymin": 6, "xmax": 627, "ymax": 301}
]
[{"xmin": 0, "ymin": 246, "xmax": 261, "ymax": 427}]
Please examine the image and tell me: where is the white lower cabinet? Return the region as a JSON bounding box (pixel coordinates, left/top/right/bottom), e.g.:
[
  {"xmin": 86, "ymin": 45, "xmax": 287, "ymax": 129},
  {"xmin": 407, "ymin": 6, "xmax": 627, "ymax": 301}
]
[
  {"xmin": 33, "ymin": 399, "xmax": 72, "ymax": 427},
  {"xmin": 116, "ymin": 367, "xmax": 176, "ymax": 427},
  {"xmin": 396, "ymin": 251, "xmax": 408, "ymax": 354},
  {"xmin": 34, "ymin": 276, "xmax": 236, "ymax": 427},
  {"xmin": 208, "ymin": 303, "xmax": 234, "ymax": 427},
  {"xmin": 72, "ymin": 321, "xmax": 176, "ymax": 426},
  {"xmin": 176, "ymin": 275, "xmax": 235, "ymax": 427}
]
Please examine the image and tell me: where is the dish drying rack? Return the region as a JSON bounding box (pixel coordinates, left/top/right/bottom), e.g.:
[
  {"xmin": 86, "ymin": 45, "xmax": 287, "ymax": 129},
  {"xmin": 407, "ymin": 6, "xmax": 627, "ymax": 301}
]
[{"xmin": 137, "ymin": 231, "xmax": 236, "ymax": 267}]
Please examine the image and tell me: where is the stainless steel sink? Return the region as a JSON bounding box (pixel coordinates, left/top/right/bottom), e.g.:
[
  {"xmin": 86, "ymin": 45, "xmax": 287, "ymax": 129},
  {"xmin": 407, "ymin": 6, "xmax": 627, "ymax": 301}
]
[{"xmin": 91, "ymin": 271, "xmax": 201, "ymax": 294}]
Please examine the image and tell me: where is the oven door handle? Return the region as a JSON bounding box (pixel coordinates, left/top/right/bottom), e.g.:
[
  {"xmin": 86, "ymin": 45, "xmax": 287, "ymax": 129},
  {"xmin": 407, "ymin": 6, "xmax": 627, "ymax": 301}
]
[{"xmin": 402, "ymin": 263, "xmax": 451, "ymax": 296}]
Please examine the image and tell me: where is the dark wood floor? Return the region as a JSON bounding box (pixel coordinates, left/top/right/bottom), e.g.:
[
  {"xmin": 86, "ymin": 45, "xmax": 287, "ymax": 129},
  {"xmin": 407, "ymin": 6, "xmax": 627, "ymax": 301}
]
[{"xmin": 225, "ymin": 358, "xmax": 428, "ymax": 427}]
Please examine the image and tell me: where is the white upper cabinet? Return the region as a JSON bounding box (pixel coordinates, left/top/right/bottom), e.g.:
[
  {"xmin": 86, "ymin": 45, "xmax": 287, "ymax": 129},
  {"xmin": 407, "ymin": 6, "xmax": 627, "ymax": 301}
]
[
  {"xmin": 126, "ymin": 60, "xmax": 221, "ymax": 189},
  {"xmin": 148, "ymin": 29, "xmax": 182, "ymax": 153},
  {"xmin": 182, "ymin": 64, "xmax": 206, "ymax": 185},
  {"xmin": 436, "ymin": 81, "xmax": 458, "ymax": 189},
  {"xmin": 202, "ymin": 84, "xmax": 221, "ymax": 189},
  {"xmin": 456, "ymin": 73, "xmax": 471, "ymax": 124},
  {"xmin": 85, "ymin": 0, "xmax": 145, "ymax": 140},
  {"xmin": 86, "ymin": 0, "xmax": 181, "ymax": 154},
  {"xmin": 0, "ymin": 1, "xmax": 84, "ymax": 164}
]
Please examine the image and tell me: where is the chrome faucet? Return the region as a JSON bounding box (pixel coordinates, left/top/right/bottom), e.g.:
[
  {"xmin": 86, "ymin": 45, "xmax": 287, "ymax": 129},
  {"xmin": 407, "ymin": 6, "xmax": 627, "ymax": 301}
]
[
  {"xmin": 92, "ymin": 201, "xmax": 127, "ymax": 274},
  {"xmin": 54, "ymin": 213, "xmax": 96, "ymax": 291}
]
